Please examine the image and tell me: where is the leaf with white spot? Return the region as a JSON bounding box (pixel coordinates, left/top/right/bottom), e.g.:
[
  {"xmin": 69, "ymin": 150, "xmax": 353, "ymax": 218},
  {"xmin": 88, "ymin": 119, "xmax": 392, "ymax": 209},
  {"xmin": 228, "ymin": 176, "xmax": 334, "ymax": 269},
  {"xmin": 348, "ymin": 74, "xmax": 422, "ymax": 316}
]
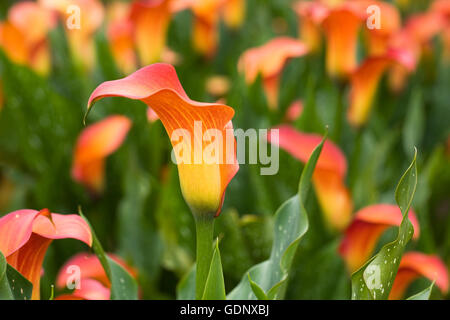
[
  {"xmin": 0, "ymin": 250, "xmax": 32, "ymax": 300},
  {"xmin": 0, "ymin": 250, "xmax": 13, "ymax": 300},
  {"xmin": 351, "ymin": 148, "xmax": 418, "ymax": 300},
  {"xmin": 407, "ymin": 281, "xmax": 434, "ymax": 300}
]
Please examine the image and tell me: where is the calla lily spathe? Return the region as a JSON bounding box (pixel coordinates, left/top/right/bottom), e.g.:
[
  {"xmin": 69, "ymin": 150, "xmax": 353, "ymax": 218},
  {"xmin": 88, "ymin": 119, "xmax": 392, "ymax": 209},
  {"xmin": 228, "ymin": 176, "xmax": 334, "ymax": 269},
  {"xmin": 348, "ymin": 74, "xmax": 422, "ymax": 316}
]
[
  {"xmin": 106, "ymin": 2, "xmax": 137, "ymax": 74},
  {"xmin": 0, "ymin": 209, "xmax": 92, "ymax": 299},
  {"xmin": 86, "ymin": 63, "xmax": 239, "ymax": 217},
  {"xmin": 338, "ymin": 204, "xmax": 420, "ymax": 273},
  {"xmin": 238, "ymin": 37, "xmax": 308, "ymax": 109},
  {"xmin": 39, "ymin": 0, "xmax": 105, "ymax": 71},
  {"xmin": 174, "ymin": 0, "xmax": 245, "ymax": 57},
  {"xmin": 55, "ymin": 252, "xmax": 136, "ymax": 300},
  {"xmin": 347, "ymin": 48, "xmax": 416, "ymax": 127},
  {"xmin": 72, "ymin": 115, "xmax": 132, "ymax": 193},
  {"xmin": 293, "ymin": 1, "xmax": 328, "ymax": 53},
  {"xmin": 362, "ymin": 1, "xmax": 401, "ymax": 56},
  {"xmin": 0, "ymin": 1, "xmax": 56, "ymax": 75},
  {"xmin": 267, "ymin": 125, "xmax": 352, "ymax": 231},
  {"xmin": 321, "ymin": 2, "xmax": 366, "ymax": 78},
  {"xmin": 222, "ymin": 0, "xmax": 245, "ymax": 29},
  {"xmin": 386, "ymin": 9, "xmax": 446, "ymax": 92},
  {"xmin": 389, "ymin": 252, "xmax": 449, "ymax": 300},
  {"xmin": 180, "ymin": 0, "xmax": 226, "ymax": 57},
  {"xmin": 130, "ymin": 0, "xmax": 173, "ymax": 65}
]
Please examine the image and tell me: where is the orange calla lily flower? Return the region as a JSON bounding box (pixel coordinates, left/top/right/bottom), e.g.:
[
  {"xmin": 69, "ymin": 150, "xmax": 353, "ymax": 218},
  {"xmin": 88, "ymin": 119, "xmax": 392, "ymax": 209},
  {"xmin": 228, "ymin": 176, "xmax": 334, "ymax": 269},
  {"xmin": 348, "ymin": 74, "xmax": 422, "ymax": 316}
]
[
  {"xmin": 105, "ymin": 2, "xmax": 137, "ymax": 74},
  {"xmin": 338, "ymin": 204, "xmax": 420, "ymax": 273},
  {"xmin": 321, "ymin": 2, "xmax": 366, "ymax": 78},
  {"xmin": 40, "ymin": 0, "xmax": 104, "ymax": 70},
  {"xmin": 55, "ymin": 252, "xmax": 136, "ymax": 300},
  {"xmin": 385, "ymin": 10, "xmax": 446, "ymax": 92},
  {"xmin": 0, "ymin": 22, "xmax": 28, "ymax": 67},
  {"xmin": 86, "ymin": 63, "xmax": 239, "ymax": 217},
  {"xmin": 174, "ymin": 0, "xmax": 226, "ymax": 57},
  {"xmin": 404, "ymin": 11, "xmax": 445, "ymax": 46},
  {"xmin": 361, "ymin": 1, "xmax": 401, "ymax": 56},
  {"xmin": 72, "ymin": 115, "xmax": 132, "ymax": 193},
  {"xmin": 293, "ymin": 1, "xmax": 328, "ymax": 53},
  {"xmin": 267, "ymin": 125, "xmax": 352, "ymax": 231},
  {"xmin": 68, "ymin": 0, "xmax": 104, "ymax": 70},
  {"xmin": 222, "ymin": 0, "xmax": 245, "ymax": 29},
  {"xmin": 0, "ymin": 1, "xmax": 56, "ymax": 75},
  {"xmin": 0, "ymin": 209, "xmax": 92, "ymax": 299},
  {"xmin": 389, "ymin": 252, "xmax": 449, "ymax": 300},
  {"xmin": 192, "ymin": 1, "xmax": 224, "ymax": 58},
  {"xmin": 107, "ymin": 19, "xmax": 137, "ymax": 75},
  {"xmin": 238, "ymin": 37, "xmax": 308, "ymax": 109},
  {"xmin": 347, "ymin": 48, "xmax": 416, "ymax": 127},
  {"xmin": 130, "ymin": 0, "xmax": 172, "ymax": 65}
]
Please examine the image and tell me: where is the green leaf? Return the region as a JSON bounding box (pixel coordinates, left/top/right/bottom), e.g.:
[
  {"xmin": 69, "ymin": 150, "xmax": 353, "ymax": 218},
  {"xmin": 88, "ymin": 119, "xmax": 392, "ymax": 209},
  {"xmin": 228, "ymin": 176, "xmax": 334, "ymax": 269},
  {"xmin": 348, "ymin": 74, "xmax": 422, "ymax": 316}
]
[
  {"xmin": 0, "ymin": 250, "xmax": 13, "ymax": 300},
  {"xmin": 395, "ymin": 147, "xmax": 418, "ymax": 216},
  {"xmin": 176, "ymin": 264, "xmax": 196, "ymax": 300},
  {"xmin": 352, "ymin": 148, "xmax": 418, "ymax": 300},
  {"xmin": 6, "ymin": 265, "xmax": 33, "ymax": 300},
  {"xmin": 0, "ymin": 250, "xmax": 32, "ymax": 300},
  {"xmin": 407, "ymin": 281, "xmax": 434, "ymax": 300},
  {"xmin": 202, "ymin": 241, "xmax": 226, "ymax": 300},
  {"xmin": 227, "ymin": 133, "xmax": 326, "ymax": 300},
  {"xmin": 248, "ymin": 274, "xmax": 268, "ymax": 300},
  {"xmin": 79, "ymin": 208, "xmax": 138, "ymax": 300}
]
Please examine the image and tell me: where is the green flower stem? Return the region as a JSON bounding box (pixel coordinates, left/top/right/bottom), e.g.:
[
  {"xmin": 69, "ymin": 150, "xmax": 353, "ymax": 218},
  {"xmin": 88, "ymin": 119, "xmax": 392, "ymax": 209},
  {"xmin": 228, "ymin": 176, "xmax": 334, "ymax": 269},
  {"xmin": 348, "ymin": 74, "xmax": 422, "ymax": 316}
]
[{"xmin": 195, "ymin": 215, "xmax": 215, "ymax": 300}]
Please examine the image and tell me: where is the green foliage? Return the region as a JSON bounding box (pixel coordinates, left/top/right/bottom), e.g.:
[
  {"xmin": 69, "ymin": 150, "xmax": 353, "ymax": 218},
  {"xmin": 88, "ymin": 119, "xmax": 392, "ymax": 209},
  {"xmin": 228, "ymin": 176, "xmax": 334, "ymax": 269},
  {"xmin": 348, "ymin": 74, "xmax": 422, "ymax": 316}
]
[
  {"xmin": 228, "ymin": 134, "xmax": 326, "ymax": 300},
  {"xmin": 79, "ymin": 209, "xmax": 138, "ymax": 300},
  {"xmin": 352, "ymin": 149, "xmax": 417, "ymax": 300},
  {"xmin": 407, "ymin": 282, "xmax": 434, "ymax": 300},
  {"xmin": 202, "ymin": 241, "xmax": 226, "ymax": 300},
  {"xmin": 0, "ymin": 251, "xmax": 32, "ymax": 300}
]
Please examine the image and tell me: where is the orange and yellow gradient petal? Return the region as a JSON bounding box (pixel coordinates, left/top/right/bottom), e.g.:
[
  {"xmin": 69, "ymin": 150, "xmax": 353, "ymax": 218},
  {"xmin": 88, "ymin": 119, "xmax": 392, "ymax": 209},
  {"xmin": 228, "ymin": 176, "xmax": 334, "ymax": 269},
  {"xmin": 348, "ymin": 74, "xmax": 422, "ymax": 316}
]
[
  {"xmin": 321, "ymin": 4, "xmax": 365, "ymax": 78},
  {"xmin": 347, "ymin": 48, "xmax": 416, "ymax": 127},
  {"xmin": 130, "ymin": 0, "xmax": 172, "ymax": 65},
  {"xmin": 87, "ymin": 63, "xmax": 239, "ymax": 217},
  {"xmin": 72, "ymin": 115, "xmax": 132, "ymax": 193},
  {"xmin": 238, "ymin": 37, "xmax": 308, "ymax": 109},
  {"xmin": 293, "ymin": 1, "xmax": 328, "ymax": 53}
]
